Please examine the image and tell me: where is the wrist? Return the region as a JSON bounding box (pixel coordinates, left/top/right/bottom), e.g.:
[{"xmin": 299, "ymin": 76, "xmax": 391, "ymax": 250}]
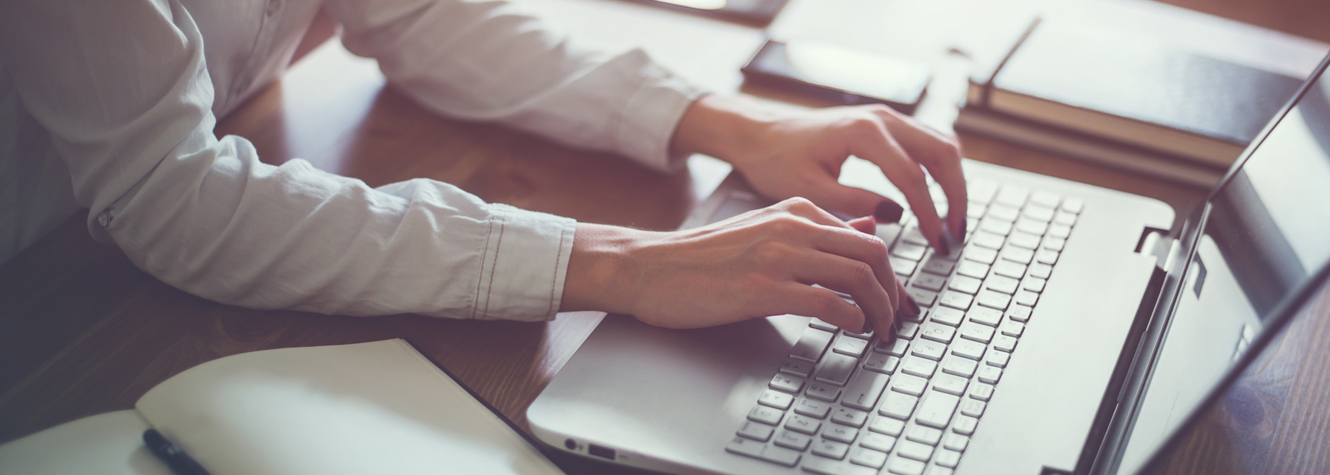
[
  {"xmin": 561, "ymin": 223, "xmax": 648, "ymax": 315},
  {"xmin": 670, "ymin": 95, "xmax": 774, "ymax": 169}
]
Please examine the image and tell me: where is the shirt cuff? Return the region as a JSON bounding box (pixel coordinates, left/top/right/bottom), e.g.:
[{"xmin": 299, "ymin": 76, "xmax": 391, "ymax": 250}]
[
  {"xmin": 471, "ymin": 203, "xmax": 577, "ymax": 322},
  {"xmin": 614, "ymin": 51, "xmax": 707, "ymax": 173}
]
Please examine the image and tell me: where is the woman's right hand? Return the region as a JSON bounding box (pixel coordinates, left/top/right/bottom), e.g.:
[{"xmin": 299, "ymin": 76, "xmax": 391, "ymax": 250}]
[{"xmin": 561, "ymin": 197, "xmax": 919, "ymax": 341}]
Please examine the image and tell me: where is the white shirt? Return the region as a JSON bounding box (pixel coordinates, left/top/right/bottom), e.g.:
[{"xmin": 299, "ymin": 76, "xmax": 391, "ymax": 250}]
[{"xmin": 0, "ymin": 0, "xmax": 702, "ymax": 321}]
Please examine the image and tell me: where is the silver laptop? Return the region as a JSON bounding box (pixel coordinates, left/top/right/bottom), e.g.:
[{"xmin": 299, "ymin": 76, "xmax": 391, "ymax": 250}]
[{"xmin": 528, "ymin": 55, "xmax": 1330, "ymax": 475}]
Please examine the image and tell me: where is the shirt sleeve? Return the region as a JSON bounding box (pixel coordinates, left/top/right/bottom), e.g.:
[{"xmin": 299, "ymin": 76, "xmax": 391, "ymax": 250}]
[
  {"xmin": 324, "ymin": 0, "xmax": 707, "ymax": 172},
  {"xmin": 0, "ymin": 0, "xmax": 575, "ymax": 321}
]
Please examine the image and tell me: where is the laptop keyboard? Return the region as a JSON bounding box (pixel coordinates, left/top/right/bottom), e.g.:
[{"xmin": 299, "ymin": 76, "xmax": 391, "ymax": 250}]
[{"xmin": 726, "ymin": 180, "xmax": 1083, "ymax": 475}]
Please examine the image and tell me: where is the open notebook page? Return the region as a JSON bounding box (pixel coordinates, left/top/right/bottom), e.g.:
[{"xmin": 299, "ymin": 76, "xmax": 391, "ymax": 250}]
[{"xmin": 135, "ymin": 339, "xmax": 564, "ymax": 475}]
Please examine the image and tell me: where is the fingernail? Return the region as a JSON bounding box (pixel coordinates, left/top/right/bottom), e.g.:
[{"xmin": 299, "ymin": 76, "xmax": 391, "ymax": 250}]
[
  {"xmin": 900, "ymin": 294, "xmax": 921, "ymax": 317},
  {"xmin": 874, "ymin": 200, "xmax": 904, "ymax": 223},
  {"xmin": 959, "ymin": 219, "xmax": 968, "ymax": 239},
  {"xmin": 861, "ymin": 319, "xmax": 873, "ymax": 334},
  {"xmin": 942, "ymin": 222, "xmax": 964, "ymax": 251},
  {"xmin": 936, "ymin": 236, "xmax": 951, "ymax": 256}
]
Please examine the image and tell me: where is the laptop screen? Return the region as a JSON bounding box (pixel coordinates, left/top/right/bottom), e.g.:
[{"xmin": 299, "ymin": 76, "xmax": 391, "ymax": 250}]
[{"xmin": 1117, "ymin": 60, "xmax": 1330, "ymax": 473}]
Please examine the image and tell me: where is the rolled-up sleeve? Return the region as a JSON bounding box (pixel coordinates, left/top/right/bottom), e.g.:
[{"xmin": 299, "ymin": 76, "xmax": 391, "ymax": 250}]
[
  {"xmin": 0, "ymin": 0, "xmax": 577, "ymax": 321},
  {"xmin": 325, "ymin": 0, "xmax": 706, "ymax": 172}
]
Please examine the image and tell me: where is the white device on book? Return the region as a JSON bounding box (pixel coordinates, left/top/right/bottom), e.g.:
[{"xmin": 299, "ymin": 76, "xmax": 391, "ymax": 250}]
[
  {"xmin": 0, "ymin": 340, "xmax": 565, "ymax": 475},
  {"xmin": 527, "ymin": 55, "xmax": 1330, "ymax": 475}
]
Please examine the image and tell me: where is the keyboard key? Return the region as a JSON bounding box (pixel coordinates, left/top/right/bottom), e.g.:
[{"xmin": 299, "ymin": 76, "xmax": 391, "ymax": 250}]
[
  {"xmin": 906, "ymin": 424, "xmax": 944, "ymax": 446},
  {"xmin": 1006, "ymin": 231, "xmax": 1041, "ymax": 250},
  {"xmin": 1022, "ymin": 276, "xmax": 1047, "ymax": 293},
  {"xmin": 1029, "ymin": 263, "xmax": 1052, "ymax": 279},
  {"xmin": 897, "ymin": 440, "xmax": 934, "ymax": 461},
  {"xmin": 987, "ymin": 351, "xmax": 1011, "ymax": 369},
  {"xmin": 916, "ymin": 393, "xmax": 961, "ymax": 429},
  {"xmin": 919, "ymin": 322, "xmax": 957, "ymax": 344},
  {"xmin": 966, "ymin": 202, "xmax": 987, "ymax": 220},
  {"xmin": 807, "ymin": 382, "xmax": 842, "ymax": 402},
  {"xmin": 833, "ymin": 335, "xmax": 870, "ymax": 357},
  {"xmin": 842, "ymin": 327, "xmax": 874, "ymax": 340},
  {"xmin": 956, "ymin": 260, "xmax": 989, "ymax": 279},
  {"xmin": 876, "ymin": 338, "xmax": 909, "ymax": 356},
  {"xmin": 959, "ymin": 322, "xmax": 995, "ymax": 343},
  {"xmin": 964, "ymin": 245, "xmax": 999, "ymax": 264},
  {"xmin": 843, "ymin": 371, "xmax": 890, "ymax": 411},
  {"xmin": 725, "ymin": 436, "xmax": 766, "ymax": 458},
  {"xmin": 869, "ymin": 417, "xmax": 905, "ymax": 436},
  {"xmin": 911, "ymin": 339, "xmax": 948, "ymax": 361},
  {"xmin": 953, "ymin": 416, "xmax": 978, "ymax": 435},
  {"xmin": 851, "ymin": 447, "xmax": 889, "ymax": 469},
  {"xmin": 761, "ymin": 445, "xmax": 802, "ymax": 467},
  {"xmin": 1061, "ymin": 197, "xmax": 1083, "ymax": 214},
  {"xmin": 947, "ymin": 275, "xmax": 982, "ymax": 294},
  {"xmin": 941, "ymin": 357, "xmax": 978, "ymax": 378},
  {"xmin": 907, "ymin": 288, "xmax": 938, "ymax": 307},
  {"xmin": 931, "ymin": 307, "xmax": 965, "ymax": 326},
  {"xmin": 951, "ymin": 340, "xmax": 986, "ymax": 361},
  {"xmin": 1054, "ymin": 210, "xmax": 1077, "ymax": 226},
  {"xmin": 970, "ymin": 231, "xmax": 1005, "ymax": 250},
  {"xmin": 781, "ymin": 358, "xmax": 814, "ymax": 378},
  {"xmin": 770, "ymin": 374, "xmax": 805, "ymax": 393},
  {"xmin": 796, "ymin": 398, "xmax": 834, "ymax": 419},
  {"xmin": 978, "ymin": 366, "xmax": 1003, "ymax": 384},
  {"xmin": 969, "ymin": 179, "xmax": 999, "ymax": 203},
  {"xmin": 1014, "ymin": 290, "xmax": 1039, "ymax": 307},
  {"xmin": 993, "ymin": 335, "xmax": 1018, "ymax": 353},
  {"xmin": 812, "ymin": 439, "xmax": 851, "ymax": 460},
  {"xmin": 790, "ymin": 329, "xmax": 834, "ymax": 362},
  {"xmin": 834, "ymin": 406, "xmax": 871, "ymax": 428},
  {"xmin": 991, "ymin": 260, "xmax": 1027, "ymax": 279},
  {"xmin": 1035, "ymin": 249, "xmax": 1060, "ymax": 265},
  {"xmin": 759, "ymin": 390, "xmax": 795, "ymax": 409},
  {"xmin": 961, "ymin": 400, "xmax": 987, "ymax": 417},
  {"xmin": 938, "ymin": 291, "xmax": 973, "ymax": 311},
  {"xmin": 896, "ymin": 322, "xmax": 920, "ymax": 340},
  {"xmin": 1048, "ymin": 224, "xmax": 1072, "ymax": 239},
  {"xmin": 774, "ymin": 430, "xmax": 813, "ymax": 450},
  {"xmin": 936, "ymin": 449, "xmax": 962, "ymax": 468},
  {"xmin": 1022, "ymin": 205, "xmax": 1055, "ymax": 223},
  {"xmin": 1030, "ymin": 190, "xmax": 1060, "ymax": 209},
  {"xmin": 902, "ymin": 227, "xmax": 929, "ymax": 246},
  {"xmin": 912, "ymin": 273, "xmax": 947, "ymax": 292},
  {"xmin": 995, "ymin": 185, "xmax": 1029, "ymax": 208},
  {"xmin": 967, "ymin": 307, "xmax": 1003, "ymax": 326},
  {"xmin": 921, "ymin": 257, "xmax": 955, "ymax": 276},
  {"xmin": 944, "ymin": 433, "xmax": 970, "ymax": 452},
  {"xmin": 888, "ymin": 456, "xmax": 926, "ymax": 475},
  {"xmin": 1042, "ymin": 236, "xmax": 1066, "ymax": 252},
  {"xmin": 893, "ymin": 243, "xmax": 928, "ymax": 261},
  {"xmin": 817, "ymin": 353, "xmax": 859, "ymax": 386},
  {"xmin": 932, "ymin": 373, "xmax": 969, "ymax": 396},
  {"xmin": 748, "ymin": 406, "xmax": 783, "ymax": 425},
  {"xmin": 823, "ymin": 423, "xmax": 859, "ymax": 444},
  {"xmin": 1014, "ymin": 218, "xmax": 1047, "ymax": 236},
  {"xmin": 810, "ymin": 319, "xmax": 839, "ymax": 332},
  {"xmin": 1000, "ymin": 246, "xmax": 1034, "ymax": 265},
  {"xmin": 1007, "ymin": 305, "xmax": 1033, "ymax": 322},
  {"xmin": 1000, "ymin": 321, "xmax": 1025, "ymax": 337},
  {"xmin": 986, "ymin": 204, "xmax": 1019, "ymax": 222},
  {"xmin": 891, "ymin": 257, "xmax": 918, "ymax": 277},
  {"xmin": 863, "ymin": 353, "xmax": 899, "ymax": 374},
  {"xmin": 738, "ymin": 421, "xmax": 775, "ymax": 441},
  {"xmin": 803, "ymin": 456, "xmax": 864, "ymax": 475},
  {"xmin": 900, "ymin": 356, "xmax": 938, "ymax": 379},
  {"xmin": 975, "ymin": 290, "xmax": 1011, "ymax": 310},
  {"xmin": 785, "ymin": 414, "xmax": 822, "ymax": 434},
  {"xmin": 879, "ymin": 392, "xmax": 919, "ymax": 420},
  {"xmin": 969, "ymin": 383, "xmax": 994, "ymax": 401}
]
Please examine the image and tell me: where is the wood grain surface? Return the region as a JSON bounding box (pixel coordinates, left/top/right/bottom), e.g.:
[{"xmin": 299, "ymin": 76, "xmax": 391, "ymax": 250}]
[{"xmin": 1, "ymin": 1, "xmax": 1328, "ymax": 474}]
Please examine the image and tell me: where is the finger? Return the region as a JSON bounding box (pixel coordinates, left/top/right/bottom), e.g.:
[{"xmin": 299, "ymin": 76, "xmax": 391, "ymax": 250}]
[
  {"xmin": 842, "ymin": 118, "xmax": 950, "ymax": 254},
  {"xmin": 765, "ymin": 284, "xmax": 866, "ymax": 333},
  {"xmin": 790, "ymin": 250, "xmax": 895, "ymax": 336},
  {"xmin": 846, "ymin": 216, "xmax": 876, "ymax": 234},
  {"xmin": 804, "ymin": 224, "xmax": 899, "ymax": 312},
  {"xmin": 872, "ymin": 107, "xmax": 969, "ymax": 242},
  {"xmin": 807, "ymin": 180, "xmax": 907, "ymax": 226}
]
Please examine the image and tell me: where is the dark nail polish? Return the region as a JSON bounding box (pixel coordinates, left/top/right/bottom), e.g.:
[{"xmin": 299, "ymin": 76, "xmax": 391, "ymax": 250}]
[
  {"xmin": 901, "ymin": 294, "xmax": 921, "ymax": 317},
  {"xmin": 861, "ymin": 319, "xmax": 873, "ymax": 335},
  {"xmin": 958, "ymin": 219, "xmax": 968, "ymax": 240},
  {"xmin": 936, "ymin": 236, "xmax": 951, "ymax": 256},
  {"xmin": 874, "ymin": 200, "xmax": 904, "ymax": 224}
]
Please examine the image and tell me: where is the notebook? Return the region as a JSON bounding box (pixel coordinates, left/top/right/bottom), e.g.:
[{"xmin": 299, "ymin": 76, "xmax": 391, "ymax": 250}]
[
  {"xmin": 528, "ymin": 54, "xmax": 1330, "ymax": 475},
  {"xmin": 0, "ymin": 339, "xmax": 564, "ymax": 475}
]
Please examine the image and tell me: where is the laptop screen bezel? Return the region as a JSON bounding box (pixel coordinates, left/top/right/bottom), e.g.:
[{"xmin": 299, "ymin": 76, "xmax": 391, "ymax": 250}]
[{"xmin": 1128, "ymin": 52, "xmax": 1330, "ymax": 473}]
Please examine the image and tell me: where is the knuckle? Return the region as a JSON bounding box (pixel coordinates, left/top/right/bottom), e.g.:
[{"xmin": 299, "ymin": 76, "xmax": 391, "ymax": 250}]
[
  {"xmin": 864, "ymin": 235, "xmax": 889, "ymax": 261},
  {"xmin": 848, "ymin": 261, "xmax": 876, "ymax": 285}
]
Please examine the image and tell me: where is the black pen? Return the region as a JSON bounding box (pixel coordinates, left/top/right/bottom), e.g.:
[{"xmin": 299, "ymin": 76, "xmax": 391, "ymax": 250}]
[{"xmin": 143, "ymin": 429, "xmax": 212, "ymax": 475}]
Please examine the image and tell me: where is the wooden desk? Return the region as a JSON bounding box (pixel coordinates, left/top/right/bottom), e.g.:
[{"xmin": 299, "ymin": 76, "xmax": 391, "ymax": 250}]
[{"xmin": 1, "ymin": 0, "xmax": 1327, "ymax": 473}]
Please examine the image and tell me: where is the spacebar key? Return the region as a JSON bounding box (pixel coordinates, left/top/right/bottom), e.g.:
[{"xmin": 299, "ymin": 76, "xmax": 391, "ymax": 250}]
[{"xmin": 842, "ymin": 370, "xmax": 889, "ymax": 411}]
